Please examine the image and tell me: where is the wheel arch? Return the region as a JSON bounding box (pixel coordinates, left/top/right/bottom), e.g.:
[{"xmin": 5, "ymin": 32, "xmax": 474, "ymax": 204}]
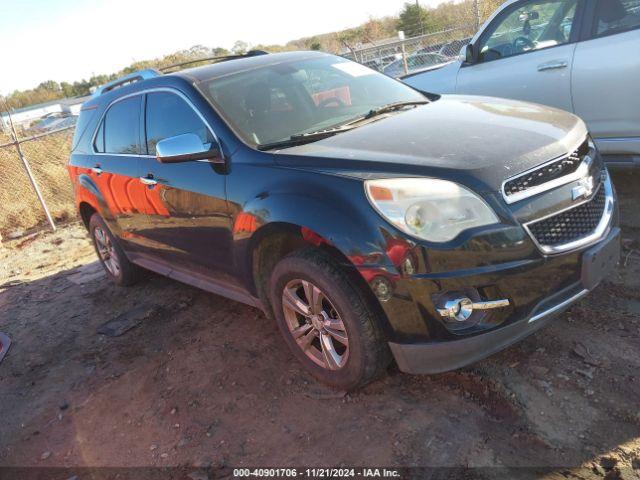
[
  {"xmin": 78, "ymin": 202, "xmax": 97, "ymax": 229},
  {"xmin": 245, "ymin": 220, "xmax": 392, "ymax": 338},
  {"xmin": 75, "ymin": 173, "xmax": 111, "ymax": 230}
]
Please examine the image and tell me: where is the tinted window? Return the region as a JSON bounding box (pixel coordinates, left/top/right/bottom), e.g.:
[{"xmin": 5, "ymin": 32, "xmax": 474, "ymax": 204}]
[
  {"xmin": 479, "ymin": 0, "xmax": 578, "ymax": 62},
  {"xmin": 200, "ymin": 56, "xmax": 425, "ymax": 146},
  {"xmin": 594, "ymin": 0, "xmax": 640, "ymax": 36},
  {"xmin": 103, "ymin": 96, "xmax": 141, "ymax": 154},
  {"xmin": 71, "ymin": 109, "xmax": 95, "ymax": 150},
  {"xmin": 145, "ymin": 92, "xmax": 213, "ymax": 154}
]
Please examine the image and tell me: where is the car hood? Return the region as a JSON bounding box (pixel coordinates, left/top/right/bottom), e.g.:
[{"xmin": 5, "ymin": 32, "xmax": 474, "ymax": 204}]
[
  {"xmin": 274, "ymin": 95, "xmax": 588, "ymax": 193},
  {"xmin": 402, "ymin": 59, "xmax": 455, "ymax": 77}
]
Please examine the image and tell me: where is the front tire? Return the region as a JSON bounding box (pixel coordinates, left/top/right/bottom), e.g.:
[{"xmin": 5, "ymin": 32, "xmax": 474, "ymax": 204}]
[
  {"xmin": 269, "ymin": 249, "xmax": 391, "ymax": 391},
  {"xmin": 89, "ymin": 213, "xmax": 141, "ymax": 286}
]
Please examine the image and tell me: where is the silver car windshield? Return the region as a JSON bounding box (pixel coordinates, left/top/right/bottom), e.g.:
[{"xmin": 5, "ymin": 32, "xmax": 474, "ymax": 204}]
[{"xmin": 197, "ymin": 56, "xmax": 426, "ymax": 147}]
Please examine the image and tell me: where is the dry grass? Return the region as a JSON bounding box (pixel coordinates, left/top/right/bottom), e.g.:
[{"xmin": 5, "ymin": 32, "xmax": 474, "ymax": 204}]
[
  {"xmin": 0, "ymin": 131, "xmax": 12, "ymax": 145},
  {"xmin": 0, "ymin": 128, "xmax": 76, "ymax": 238}
]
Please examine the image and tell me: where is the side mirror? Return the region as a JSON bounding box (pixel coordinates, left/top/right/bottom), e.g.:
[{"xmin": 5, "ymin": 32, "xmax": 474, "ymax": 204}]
[
  {"xmin": 155, "ymin": 133, "xmax": 223, "ymax": 164},
  {"xmin": 464, "ymin": 44, "xmax": 477, "ymax": 64}
]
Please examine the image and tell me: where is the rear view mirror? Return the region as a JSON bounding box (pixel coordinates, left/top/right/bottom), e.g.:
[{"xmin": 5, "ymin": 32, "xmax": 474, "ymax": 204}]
[
  {"xmin": 155, "ymin": 133, "xmax": 222, "ymax": 164},
  {"xmin": 519, "ymin": 11, "xmax": 540, "ymax": 22}
]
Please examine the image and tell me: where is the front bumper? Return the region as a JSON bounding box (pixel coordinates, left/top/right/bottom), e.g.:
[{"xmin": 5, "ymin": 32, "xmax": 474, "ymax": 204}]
[{"xmin": 387, "ymin": 227, "xmax": 621, "ymax": 375}]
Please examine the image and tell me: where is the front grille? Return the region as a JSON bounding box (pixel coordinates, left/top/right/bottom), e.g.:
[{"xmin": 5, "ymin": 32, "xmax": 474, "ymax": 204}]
[
  {"xmin": 504, "ymin": 140, "xmax": 590, "ymax": 199},
  {"xmin": 527, "ymin": 184, "xmax": 606, "ymax": 248}
]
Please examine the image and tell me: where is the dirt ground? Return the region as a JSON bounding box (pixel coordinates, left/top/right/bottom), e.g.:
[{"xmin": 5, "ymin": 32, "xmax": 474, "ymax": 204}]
[{"xmin": 1, "ymin": 171, "xmax": 639, "ymax": 480}]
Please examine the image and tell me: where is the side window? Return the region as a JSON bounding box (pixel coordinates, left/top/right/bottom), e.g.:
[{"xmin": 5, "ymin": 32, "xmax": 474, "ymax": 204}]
[
  {"xmin": 594, "ymin": 0, "xmax": 640, "ymax": 36},
  {"xmin": 72, "ymin": 108, "xmax": 96, "ymax": 150},
  {"xmin": 145, "ymin": 92, "xmax": 213, "ymax": 154},
  {"xmin": 479, "ymin": 0, "xmax": 578, "ymax": 62},
  {"xmin": 103, "ymin": 96, "xmax": 141, "ymax": 154}
]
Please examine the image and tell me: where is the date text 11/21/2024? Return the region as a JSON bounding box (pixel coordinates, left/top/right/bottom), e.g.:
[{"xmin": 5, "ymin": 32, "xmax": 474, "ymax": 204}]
[{"xmin": 232, "ymin": 468, "xmax": 402, "ymax": 478}]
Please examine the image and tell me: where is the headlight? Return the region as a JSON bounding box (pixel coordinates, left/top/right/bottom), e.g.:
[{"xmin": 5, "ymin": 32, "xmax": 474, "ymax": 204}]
[{"xmin": 365, "ymin": 178, "xmax": 499, "ymax": 243}]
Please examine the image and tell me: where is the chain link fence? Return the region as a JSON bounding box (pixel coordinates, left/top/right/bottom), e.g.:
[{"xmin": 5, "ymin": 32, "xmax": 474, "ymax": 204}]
[
  {"xmin": 0, "ymin": 123, "xmax": 76, "ymax": 241},
  {"xmin": 343, "ymin": 25, "xmax": 476, "ymax": 78},
  {"xmin": 342, "ymin": 0, "xmax": 504, "ymax": 78}
]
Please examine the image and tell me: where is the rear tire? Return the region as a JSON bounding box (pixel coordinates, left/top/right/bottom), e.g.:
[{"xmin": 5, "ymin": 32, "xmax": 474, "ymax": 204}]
[
  {"xmin": 269, "ymin": 248, "xmax": 391, "ymax": 391},
  {"xmin": 89, "ymin": 213, "xmax": 141, "ymax": 286}
]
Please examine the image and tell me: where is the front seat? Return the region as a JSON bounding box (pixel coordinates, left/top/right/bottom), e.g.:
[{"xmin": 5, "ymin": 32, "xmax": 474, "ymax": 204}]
[{"xmin": 245, "ymin": 82, "xmax": 272, "ymax": 143}]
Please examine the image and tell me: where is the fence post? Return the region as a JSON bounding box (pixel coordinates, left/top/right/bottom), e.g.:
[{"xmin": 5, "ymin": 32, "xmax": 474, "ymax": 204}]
[
  {"xmin": 3, "ymin": 102, "xmax": 57, "ymax": 232},
  {"xmin": 398, "ymin": 31, "xmax": 409, "ymax": 76}
]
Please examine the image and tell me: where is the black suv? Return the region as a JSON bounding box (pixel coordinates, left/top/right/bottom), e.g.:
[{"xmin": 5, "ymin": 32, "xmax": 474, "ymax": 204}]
[{"xmin": 69, "ymin": 51, "xmax": 620, "ymax": 390}]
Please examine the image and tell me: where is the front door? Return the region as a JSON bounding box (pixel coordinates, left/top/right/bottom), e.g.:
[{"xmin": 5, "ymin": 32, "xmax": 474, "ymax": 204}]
[
  {"xmin": 457, "ymin": 0, "xmax": 581, "ymax": 113},
  {"xmin": 572, "ymin": 0, "xmax": 640, "ymax": 155},
  {"xmin": 136, "ymin": 90, "xmax": 235, "ymax": 285},
  {"xmin": 91, "ymin": 94, "xmax": 149, "ymax": 252}
]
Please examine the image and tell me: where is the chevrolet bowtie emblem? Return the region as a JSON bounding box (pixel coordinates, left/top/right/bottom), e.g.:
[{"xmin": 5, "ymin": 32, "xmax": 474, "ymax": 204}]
[{"xmin": 572, "ymin": 176, "xmax": 595, "ymax": 201}]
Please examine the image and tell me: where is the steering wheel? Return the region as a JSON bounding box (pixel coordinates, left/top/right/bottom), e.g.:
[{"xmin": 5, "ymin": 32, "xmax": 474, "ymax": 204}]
[
  {"xmin": 513, "ymin": 36, "xmax": 535, "ymax": 52},
  {"xmin": 318, "ymin": 97, "xmax": 346, "ymax": 108}
]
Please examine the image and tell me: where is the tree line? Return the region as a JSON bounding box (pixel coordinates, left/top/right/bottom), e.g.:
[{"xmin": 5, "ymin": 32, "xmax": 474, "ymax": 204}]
[{"xmin": 3, "ymin": 0, "xmax": 504, "ymax": 110}]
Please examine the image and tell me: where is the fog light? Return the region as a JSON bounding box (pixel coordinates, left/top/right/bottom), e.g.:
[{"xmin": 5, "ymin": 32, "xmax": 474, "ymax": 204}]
[{"xmin": 437, "ymin": 297, "xmax": 510, "ymax": 323}]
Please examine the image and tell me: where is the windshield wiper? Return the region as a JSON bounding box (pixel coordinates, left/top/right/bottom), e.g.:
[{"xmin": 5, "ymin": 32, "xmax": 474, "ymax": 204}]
[
  {"xmin": 257, "ymin": 100, "xmax": 430, "ymax": 151},
  {"xmin": 363, "ymin": 100, "xmax": 430, "ymax": 120},
  {"xmin": 290, "ymin": 125, "xmax": 358, "ymax": 140},
  {"xmin": 285, "ymin": 101, "xmax": 430, "ymax": 141},
  {"xmin": 257, "ymin": 125, "xmax": 358, "ymax": 151}
]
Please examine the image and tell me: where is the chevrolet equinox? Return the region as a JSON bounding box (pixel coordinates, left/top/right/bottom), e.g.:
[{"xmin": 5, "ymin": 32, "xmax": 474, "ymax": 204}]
[{"xmin": 69, "ymin": 51, "xmax": 620, "ymax": 390}]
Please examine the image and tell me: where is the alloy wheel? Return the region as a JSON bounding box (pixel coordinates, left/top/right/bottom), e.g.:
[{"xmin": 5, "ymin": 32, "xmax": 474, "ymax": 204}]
[
  {"xmin": 282, "ymin": 279, "xmax": 349, "ymax": 370},
  {"xmin": 94, "ymin": 226, "xmax": 121, "ymax": 277}
]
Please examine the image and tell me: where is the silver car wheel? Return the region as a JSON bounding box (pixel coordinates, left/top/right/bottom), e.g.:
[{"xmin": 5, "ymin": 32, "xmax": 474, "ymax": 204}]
[
  {"xmin": 282, "ymin": 279, "xmax": 349, "ymax": 371},
  {"xmin": 94, "ymin": 226, "xmax": 121, "ymax": 277}
]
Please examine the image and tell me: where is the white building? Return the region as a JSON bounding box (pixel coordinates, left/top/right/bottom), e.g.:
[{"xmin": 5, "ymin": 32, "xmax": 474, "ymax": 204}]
[{"xmin": 0, "ymin": 95, "xmax": 90, "ymax": 132}]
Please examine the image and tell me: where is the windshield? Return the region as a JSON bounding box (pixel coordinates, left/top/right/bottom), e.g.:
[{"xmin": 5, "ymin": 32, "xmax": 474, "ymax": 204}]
[{"xmin": 197, "ymin": 55, "xmax": 426, "ymax": 148}]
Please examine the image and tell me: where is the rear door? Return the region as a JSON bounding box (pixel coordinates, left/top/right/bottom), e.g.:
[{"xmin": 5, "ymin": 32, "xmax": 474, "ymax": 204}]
[
  {"xmin": 572, "ymin": 0, "xmax": 640, "ymax": 157},
  {"xmin": 456, "ymin": 0, "xmax": 582, "ymax": 112},
  {"xmin": 92, "ymin": 94, "xmax": 149, "ymax": 251},
  {"xmin": 136, "ymin": 90, "xmax": 236, "ymax": 284}
]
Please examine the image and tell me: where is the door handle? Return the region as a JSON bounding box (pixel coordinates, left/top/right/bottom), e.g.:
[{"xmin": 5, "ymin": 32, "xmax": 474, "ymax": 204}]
[
  {"xmin": 91, "ymin": 166, "xmax": 103, "ymax": 175},
  {"xmin": 139, "ymin": 175, "xmax": 157, "ymax": 186},
  {"xmin": 537, "ymin": 61, "xmax": 568, "ymax": 72}
]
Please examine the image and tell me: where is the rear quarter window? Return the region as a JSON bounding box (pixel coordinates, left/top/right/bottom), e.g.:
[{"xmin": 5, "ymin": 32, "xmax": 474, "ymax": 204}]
[{"xmin": 71, "ymin": 108, "xmax": 96, "ymax": 151}]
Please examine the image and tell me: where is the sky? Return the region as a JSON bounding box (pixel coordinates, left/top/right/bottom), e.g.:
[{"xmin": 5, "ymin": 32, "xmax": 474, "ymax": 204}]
[{"xmin": 0, "ymin": 0, "xmax": 443, "ymax": 95}]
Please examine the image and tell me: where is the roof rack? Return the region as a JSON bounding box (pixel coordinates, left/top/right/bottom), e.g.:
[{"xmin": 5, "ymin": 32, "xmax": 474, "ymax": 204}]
[
  {"xmin": 92, "ymin": 69, "xmax": 161, "ymax": 97},
  {"xmin": 92, "ymin": 51, "xmax": 269, "ymax": 97},
  {"xmin": 159, "ymin": 50, "xmax": 269, "ymax": 73}
]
